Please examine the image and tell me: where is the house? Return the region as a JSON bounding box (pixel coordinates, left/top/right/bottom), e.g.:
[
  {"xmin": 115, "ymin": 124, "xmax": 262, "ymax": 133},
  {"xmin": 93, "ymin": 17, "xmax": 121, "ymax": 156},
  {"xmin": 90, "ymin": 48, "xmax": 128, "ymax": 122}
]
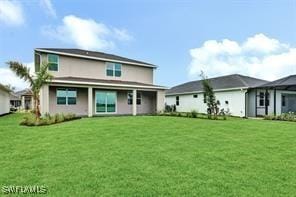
[
  {"xmin": 9, "ymin": 92, "xmax": 21, "ymax": 110},
  {"xmin": 166, "ymin": 74, "xmax": 296, "ymax": 117},
  {"xmin": 0, "ymin": 84, "xmax": 10, "ymax": 115},
  {"xmin": 165, "ymin": 74, "xmax": 267, "ymax": 117},
  {"xmin": 247, "ymin": 75, "xmax": 296, "ymax": 117},
  {"xmin": 14, "ymin": 89, "xmax": 34, "ymax": 110},
  {"xmin": 35, "ymin": 48, "xmax": 166, "ymax": 117}
]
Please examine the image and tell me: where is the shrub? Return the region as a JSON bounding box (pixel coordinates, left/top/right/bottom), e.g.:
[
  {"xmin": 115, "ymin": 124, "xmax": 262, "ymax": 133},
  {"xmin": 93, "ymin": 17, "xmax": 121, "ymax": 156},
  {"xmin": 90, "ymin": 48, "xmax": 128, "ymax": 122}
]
[
  {"xmin": 20, "ymin": 113, "xmax": 79, "ymax": 126},
  {"xmin": 190, "ymin": 110, "xmax": 198, "ymax": 118},
  {"xmin": 264, "ymin": 112, "xmax": 296, "ymax": 122}
]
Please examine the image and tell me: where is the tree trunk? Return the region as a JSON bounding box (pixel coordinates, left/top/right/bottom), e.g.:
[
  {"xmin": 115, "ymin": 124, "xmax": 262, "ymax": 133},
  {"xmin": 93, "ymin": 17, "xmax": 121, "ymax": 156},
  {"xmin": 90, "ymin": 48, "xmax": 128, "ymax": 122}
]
[{"xmin": 34, "ymin": 94, "xmax": 41, "ymax": 121}]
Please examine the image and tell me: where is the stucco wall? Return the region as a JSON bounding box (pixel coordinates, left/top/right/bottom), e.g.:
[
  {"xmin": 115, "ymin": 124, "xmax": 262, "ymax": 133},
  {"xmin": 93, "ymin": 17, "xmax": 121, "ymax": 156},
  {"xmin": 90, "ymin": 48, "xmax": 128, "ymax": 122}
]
[
  {"xmin": 165, "ymin": 89, "xmax": 247, "ymax": 117},
  {"xmin": 0, "ymin": 89, "xmax": 10, "ymax": 115},
  {"xmin": 40, "ymin": 53, "xmax": 154, "ymax": 84}
]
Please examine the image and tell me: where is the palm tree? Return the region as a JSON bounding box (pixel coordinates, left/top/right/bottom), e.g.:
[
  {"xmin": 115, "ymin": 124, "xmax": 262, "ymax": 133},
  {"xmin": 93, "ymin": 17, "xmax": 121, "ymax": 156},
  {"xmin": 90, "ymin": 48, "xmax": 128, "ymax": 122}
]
[{"xmin": 8, "ymin": 61, "xmax": 53, "ymax": 120}]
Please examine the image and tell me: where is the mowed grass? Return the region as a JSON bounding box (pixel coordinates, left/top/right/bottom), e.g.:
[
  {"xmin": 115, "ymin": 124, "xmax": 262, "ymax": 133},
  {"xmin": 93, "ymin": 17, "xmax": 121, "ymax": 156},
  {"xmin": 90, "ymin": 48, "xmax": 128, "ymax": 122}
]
[{"xmin": 1, "ymin": 114, "xmax": 296, "ymax": 196}]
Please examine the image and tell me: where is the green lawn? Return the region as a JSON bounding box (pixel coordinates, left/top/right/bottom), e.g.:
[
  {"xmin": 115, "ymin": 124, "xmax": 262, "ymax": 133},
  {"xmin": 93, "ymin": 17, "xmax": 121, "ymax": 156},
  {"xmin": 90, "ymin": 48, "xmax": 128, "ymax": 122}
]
[{"xmin": 1, "ymin": 114, "xmax": 296, "ymax": 196}]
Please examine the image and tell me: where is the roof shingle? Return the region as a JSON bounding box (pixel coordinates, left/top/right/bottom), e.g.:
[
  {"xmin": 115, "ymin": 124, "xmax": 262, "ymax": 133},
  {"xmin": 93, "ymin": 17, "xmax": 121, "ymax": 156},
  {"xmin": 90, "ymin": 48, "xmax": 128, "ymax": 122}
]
[{"xmin": 166, "ymin": 74, "xmax": 268, "ymax": 95}]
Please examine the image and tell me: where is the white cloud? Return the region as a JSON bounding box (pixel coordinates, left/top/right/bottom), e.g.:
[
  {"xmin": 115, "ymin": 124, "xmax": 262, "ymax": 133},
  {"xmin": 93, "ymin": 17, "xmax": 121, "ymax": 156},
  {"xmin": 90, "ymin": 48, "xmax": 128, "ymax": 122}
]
[
  {"xmin": 42, "ymin": 15, "xmax": 132, "ymax": 50},
  {"xmin": 40, "ymin": 0, "xmax": 57, "ymax": 18},
  {"xmin": 0, "ymin": 62, "xmax": 34, "ymax": 91},
  {"xmin": 188, "ymin": 34, "xmax": 296, "ymax": 81},
  {"xmin": 0, "ymin": 0, "xmax": 25, "ymax": 26}
]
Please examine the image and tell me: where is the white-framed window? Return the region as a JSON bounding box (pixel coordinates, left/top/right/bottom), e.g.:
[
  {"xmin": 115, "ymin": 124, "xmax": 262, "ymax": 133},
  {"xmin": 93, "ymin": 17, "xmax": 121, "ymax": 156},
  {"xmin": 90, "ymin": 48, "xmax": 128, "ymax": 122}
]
[
  {"xmin": 56, "ymin": 88, "xmax": 77, "ymax": 105},
  {"xmin": 259, "ymin": 92, "xmax": 270, "ymax": 106},
  {"xmin": 127, "ymin": 92, "xmax": 142, "ymax": 105},
  {"xmin": 106, "ymin": 62, "xmax": 122, "ymax": 77},
  {"xmin": 48, "ymin": 54, "xmax": 59, "ymax": 71}
]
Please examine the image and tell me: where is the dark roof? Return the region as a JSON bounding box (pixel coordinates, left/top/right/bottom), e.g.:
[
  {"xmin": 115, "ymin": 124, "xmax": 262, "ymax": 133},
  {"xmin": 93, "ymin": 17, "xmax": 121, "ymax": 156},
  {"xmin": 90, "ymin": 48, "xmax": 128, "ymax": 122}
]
[
  {"xmin": 15, "ymin": 89, "xmax": 33, "ymax": 96},
  {"xmin": 166, "ymin": 74, "xmax": 268, "ymax": 95},
  {"xmin": 52, "ymin": 77, "xmax": 166, "ymax": 89},
  {"xmin": 257, "ymin": 75, "xmax": 296, "ymax": 88},
  {"xmin": 35, "ymin": 48, "xmax": 156, "ymax": 67}
]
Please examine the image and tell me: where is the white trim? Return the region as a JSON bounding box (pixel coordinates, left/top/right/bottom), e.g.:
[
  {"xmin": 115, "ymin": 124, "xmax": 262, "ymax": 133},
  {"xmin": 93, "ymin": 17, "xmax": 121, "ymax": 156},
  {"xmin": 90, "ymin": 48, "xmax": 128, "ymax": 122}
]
[
  {"xmin": 51, "ymin": 79, "xmax": 167, "ymax": 90},
  {"xmin": 165, "ymin": 87, "xmax": 248, "ymax": 96},
  {"xmin": 35, "ymin": 49, "xmax": 156, "ymax": 68},
  {"xmin": 95, "ymin": 90, "xmax": 117, "ymax": 114}
]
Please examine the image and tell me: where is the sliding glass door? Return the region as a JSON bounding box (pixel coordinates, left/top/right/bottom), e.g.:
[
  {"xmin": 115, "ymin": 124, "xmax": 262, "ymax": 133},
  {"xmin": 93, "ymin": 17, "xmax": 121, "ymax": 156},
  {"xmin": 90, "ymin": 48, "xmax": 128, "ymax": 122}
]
[{"xmin": 95, "ymin": 91, "xmax": 117, "ymax": 113}]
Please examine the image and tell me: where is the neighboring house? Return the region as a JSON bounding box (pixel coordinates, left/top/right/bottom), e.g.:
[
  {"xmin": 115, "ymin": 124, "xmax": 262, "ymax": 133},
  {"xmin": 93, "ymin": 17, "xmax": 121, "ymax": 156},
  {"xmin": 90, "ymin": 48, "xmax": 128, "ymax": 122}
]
[
  {"xmin": 10, "ymin": 92, "xmax": 21, "ymax": 109},
  {"xmin": 35, "ymin": 48, "xmax": 166, "ymax": 116},
  {"xmin": 165, "ymin": 74, "xmax": 268, "ymax": 117},
  {"xmin": 0, "ymin": 84, "xmax": 10, "ymax": 115},
  {"xmin": 248, "ymin": 75, "xmax": 296, "ymax": 117},
  {"xmin": 14, "ymin": 89, "xmax": 34, "ymax": 111}
]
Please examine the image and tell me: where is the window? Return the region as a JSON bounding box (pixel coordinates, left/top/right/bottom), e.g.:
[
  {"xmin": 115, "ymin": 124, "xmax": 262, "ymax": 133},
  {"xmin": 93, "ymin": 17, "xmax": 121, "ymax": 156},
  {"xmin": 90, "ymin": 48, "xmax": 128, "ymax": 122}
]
[
  {"xmin": 217, "ymin": 100, "xmax": 220, "ymax": 105},
  {"xmin": 48, "ymin": 54, "xmax": 59, "ymax": 71},
  {"xmin": 259, "ymin": 92, "xmax": 265, "ymax": 106},
  {"xmin": 193, "ymin": 94, "xmax": 198, "ymax": 98},
  {"xmin": 106, "ymin": 62, "xmax": 122, "ymax": 77},
  {"xmin": 203, "ymin": 93, "xmax": 207, "ymax": 103},
  {"xmin": 127, "ymin": 92, "xmax": 142, "ymax": 105},
  {"xmin": 176, "ymin": 96, "xmax": 179, "ymax": 106},
  {"xmin": 225, "ymin": 101, "xmax": 229, "ymax": 104},
  {"xmin": 35, "ymin": 53, "xmax": 41, "ymax": 72},
  {"xmin": 259, "ymin": 92, "xmax": 270, "ymax": 107},
  {"xmin": 57, "ymin": 88, "xmax": 77, "ymax": 105},
  {"xmin": 282, "ymin": 95, "xmax": 286, "ymax": 107},
  {"xmin": 96, "ymin": 91, "xmax": 116, "ymax": 113}
]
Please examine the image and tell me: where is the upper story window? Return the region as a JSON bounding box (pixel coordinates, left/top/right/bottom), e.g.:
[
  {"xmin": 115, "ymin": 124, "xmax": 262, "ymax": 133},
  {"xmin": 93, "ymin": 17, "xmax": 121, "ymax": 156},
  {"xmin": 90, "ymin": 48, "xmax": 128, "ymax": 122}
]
[
  {"xmin": 106, "ymin": 62, "xmax": 122, "ymax": 77},
  {"xmin": 34, "ymin": 53, "xmax": 41, "ymax": 72},
  {"xmin": 48, "ymin": 54, "xmax": 59, "ymax": 71}
]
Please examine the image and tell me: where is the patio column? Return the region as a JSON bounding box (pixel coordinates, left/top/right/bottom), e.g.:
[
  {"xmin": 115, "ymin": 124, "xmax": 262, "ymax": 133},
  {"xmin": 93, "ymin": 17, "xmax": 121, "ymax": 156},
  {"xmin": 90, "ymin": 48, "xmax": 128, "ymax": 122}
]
[
  {"xmin": 40, "ymin": 84, "xmax": 49, "ymax": 115},
  {"xmin": 88, "ymin": 87, "xmax": 93, "ymax": 117},
  {"xmin": 133, "ymin": 89, "xmax": 137, "ymax": 116},
  {"xmin": 21, "ymin": 96, "xmax": 25, "ymax": 110},
  {"xmin": 156, "ymin": 90, "xmax": 165, "ymax": 113}
]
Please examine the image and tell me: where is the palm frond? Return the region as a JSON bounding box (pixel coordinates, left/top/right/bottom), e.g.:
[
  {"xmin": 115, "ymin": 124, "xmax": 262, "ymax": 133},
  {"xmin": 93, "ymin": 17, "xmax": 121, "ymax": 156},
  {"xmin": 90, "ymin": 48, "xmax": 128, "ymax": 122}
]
[{"xmin": 7, "ymin": 61, "xmax": 34, "ymax": 86}]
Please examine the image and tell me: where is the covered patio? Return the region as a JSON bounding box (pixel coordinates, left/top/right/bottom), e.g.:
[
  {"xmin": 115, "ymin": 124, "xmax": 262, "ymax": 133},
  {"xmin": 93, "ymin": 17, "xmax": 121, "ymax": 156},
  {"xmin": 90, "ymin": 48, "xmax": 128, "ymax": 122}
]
[
  {"xmin": 250, "ymin": 75, "xmax": 296, "ymax": 117},
  {"xmin": 40, "ymin": 77, "xmax": 166, "ymax": 117}
]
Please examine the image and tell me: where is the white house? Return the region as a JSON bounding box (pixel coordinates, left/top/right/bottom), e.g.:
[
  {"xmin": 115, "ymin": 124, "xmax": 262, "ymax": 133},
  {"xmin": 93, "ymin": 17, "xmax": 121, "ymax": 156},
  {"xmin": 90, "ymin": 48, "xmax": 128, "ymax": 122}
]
[
  {"xmin": 165, "ymin": 74, "xmax": 296, "ymax": 117},
  {"xmin": 0, "ymin": 84, "xmax": 10, "ymax": 115}
]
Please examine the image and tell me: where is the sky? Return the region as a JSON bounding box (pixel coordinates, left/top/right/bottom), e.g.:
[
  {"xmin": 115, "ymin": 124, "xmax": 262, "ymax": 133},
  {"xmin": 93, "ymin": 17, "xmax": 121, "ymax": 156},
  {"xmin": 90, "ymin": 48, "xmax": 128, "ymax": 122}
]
[{"xmin": 0, "ymin": 0, "xmax": 296, "ymax": 90}]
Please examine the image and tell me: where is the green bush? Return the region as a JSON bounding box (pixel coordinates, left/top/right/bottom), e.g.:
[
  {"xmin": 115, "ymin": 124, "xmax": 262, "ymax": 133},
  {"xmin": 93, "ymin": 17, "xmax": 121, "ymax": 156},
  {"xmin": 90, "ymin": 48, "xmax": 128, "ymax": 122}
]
[
  {"xmin": 20, "ymin": 113, "xmax": 79, "ymax": 126},
  {"xmin": 190, "ymin": 110, "xmax": 198, "ymax": 118},
  {"xmin": 264, "ymin": 112, "xmax": 296, "ymax": 122}
]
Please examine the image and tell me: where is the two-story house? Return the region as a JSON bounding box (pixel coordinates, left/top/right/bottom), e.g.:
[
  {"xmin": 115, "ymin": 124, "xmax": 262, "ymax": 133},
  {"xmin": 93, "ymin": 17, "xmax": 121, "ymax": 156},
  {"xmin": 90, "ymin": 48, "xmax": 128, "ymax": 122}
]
[{"xmin": 35, "ymin": 48, "xmax": 166, "ymax": 117}]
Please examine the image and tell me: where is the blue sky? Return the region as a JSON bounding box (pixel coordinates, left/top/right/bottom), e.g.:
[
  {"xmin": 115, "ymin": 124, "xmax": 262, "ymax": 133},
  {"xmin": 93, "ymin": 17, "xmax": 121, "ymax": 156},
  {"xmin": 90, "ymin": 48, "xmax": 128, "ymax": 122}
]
[{"xmin": 0, "ymin": 0, "xmax": 296, "ymax": 90}]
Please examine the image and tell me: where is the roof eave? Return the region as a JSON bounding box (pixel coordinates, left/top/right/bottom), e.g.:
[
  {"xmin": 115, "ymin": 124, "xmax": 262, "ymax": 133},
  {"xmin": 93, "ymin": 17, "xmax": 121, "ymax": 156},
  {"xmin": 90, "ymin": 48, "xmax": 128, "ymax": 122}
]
[{"xmin": 34, "ymin": 48, "xmax": 157, "ymax": 68}]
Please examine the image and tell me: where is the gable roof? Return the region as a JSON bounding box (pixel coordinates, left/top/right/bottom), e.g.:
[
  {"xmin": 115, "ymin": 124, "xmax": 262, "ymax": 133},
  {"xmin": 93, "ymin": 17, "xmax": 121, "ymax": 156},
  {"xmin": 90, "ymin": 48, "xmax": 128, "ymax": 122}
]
[
  {"xmin": 15, "ymin": 89, "xmax": 33, "ymax": 96},
  {"xmin": 166, "ymin": 74, "xmax": 268, "ymax": 95},
  {"xmin": 257, "ymin": 75, "xmax": 296, "ymax": 88},
  {"xmin": 35, "ymin": 48, "xmax": 156, "ymax": 68}
]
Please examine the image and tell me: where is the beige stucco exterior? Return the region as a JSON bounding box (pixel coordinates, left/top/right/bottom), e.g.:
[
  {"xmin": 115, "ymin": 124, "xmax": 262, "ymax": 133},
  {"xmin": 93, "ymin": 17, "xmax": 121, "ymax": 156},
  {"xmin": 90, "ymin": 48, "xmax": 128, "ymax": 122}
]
[
  {"xmin": 37, "ymin": 50, "xmax": 166, "ymax": 116},
  {"xmin": 40, "ymin": 53, "xmax": 154, "ymax": 84}
]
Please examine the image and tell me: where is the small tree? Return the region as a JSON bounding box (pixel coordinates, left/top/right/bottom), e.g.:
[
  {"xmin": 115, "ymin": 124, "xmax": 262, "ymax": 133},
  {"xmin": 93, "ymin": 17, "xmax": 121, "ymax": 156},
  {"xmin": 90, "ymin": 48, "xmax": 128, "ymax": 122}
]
[
  {"xmin": 8, "ymin": 61, "xmax": 53, "ymax": 120},
  {"xmin": 200, "ymin": 71, "xmax": 220, "ymax": 119}
]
